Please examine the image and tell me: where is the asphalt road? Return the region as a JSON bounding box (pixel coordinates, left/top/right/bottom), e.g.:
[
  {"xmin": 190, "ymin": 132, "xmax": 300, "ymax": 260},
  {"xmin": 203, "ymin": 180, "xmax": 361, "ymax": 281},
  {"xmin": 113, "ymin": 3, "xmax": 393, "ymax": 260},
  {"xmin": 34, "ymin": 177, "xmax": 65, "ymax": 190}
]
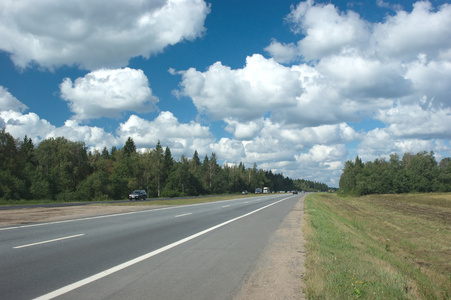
[{"xmin": 0, "ymin": 194, "xmax": 300, "ymax": 300}]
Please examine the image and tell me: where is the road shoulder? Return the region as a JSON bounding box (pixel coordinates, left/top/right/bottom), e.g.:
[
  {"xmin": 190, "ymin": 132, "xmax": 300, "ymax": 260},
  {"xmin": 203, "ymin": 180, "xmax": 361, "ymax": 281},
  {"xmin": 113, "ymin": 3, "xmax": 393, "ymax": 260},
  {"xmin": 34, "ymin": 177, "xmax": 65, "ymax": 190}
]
[
  {"xmin": 233, "ymin": 195, "xmax": 306, "ymax": 300},
  {"xmin": 0, "ymin": 205, "xmax": 163, "ymax": 227}
]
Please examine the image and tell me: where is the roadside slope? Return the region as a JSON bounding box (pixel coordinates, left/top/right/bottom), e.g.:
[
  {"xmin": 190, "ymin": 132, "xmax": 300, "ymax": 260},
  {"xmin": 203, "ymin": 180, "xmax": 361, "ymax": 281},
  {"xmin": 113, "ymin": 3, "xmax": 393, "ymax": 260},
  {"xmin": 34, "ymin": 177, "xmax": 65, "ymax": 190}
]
[{"xmin": 233, "ymin": 195, "xmax": 306, "ymax": 300}]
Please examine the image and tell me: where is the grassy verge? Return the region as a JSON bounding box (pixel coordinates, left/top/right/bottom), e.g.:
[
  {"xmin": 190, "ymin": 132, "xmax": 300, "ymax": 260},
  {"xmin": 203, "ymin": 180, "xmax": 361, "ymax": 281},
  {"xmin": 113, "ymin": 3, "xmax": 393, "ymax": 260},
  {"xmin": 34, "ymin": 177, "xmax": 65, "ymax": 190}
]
[
  {"xmin": 303, "ymin": 193, "xmax": 451, "ymax": 299},
  {"xmin": 0, "ymin": 199, "xmax": 64, "ymax": 206}
]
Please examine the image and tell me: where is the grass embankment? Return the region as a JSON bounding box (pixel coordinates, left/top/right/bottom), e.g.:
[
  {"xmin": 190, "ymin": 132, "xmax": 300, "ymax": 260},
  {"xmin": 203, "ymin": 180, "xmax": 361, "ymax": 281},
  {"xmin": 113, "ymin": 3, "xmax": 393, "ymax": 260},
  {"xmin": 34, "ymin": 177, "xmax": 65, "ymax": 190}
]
[{"xmin": 303, "ymin": 193, "xmax": 451, "ymax": 299}]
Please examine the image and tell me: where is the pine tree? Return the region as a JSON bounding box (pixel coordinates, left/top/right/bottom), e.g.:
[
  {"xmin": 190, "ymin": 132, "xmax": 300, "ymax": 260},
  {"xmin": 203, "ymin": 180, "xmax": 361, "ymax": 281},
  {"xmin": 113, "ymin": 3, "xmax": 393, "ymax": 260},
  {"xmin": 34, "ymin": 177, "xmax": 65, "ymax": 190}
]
[{"xmin": 123, "ymin": 137, "xmax": 136, "ymax": 156}]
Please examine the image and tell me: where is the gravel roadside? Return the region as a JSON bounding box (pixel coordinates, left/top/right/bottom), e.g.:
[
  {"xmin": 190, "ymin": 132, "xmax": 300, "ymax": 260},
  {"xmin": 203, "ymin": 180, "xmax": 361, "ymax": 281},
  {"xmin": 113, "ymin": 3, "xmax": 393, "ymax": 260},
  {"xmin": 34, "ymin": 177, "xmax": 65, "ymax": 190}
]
[
  {"xmin": 233, "ymin": 195, "xmax": 306, "ymax": 300},
  {"xmin": 0, "ymin": 205, "xmax": 163, "ymax": 227}
]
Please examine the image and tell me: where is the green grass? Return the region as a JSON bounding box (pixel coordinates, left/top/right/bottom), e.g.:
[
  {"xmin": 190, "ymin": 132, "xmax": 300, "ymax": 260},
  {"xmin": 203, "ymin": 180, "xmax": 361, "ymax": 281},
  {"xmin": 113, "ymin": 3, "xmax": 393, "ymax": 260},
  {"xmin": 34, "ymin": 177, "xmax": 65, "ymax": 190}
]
[
  {"xmin": 303, "ymin": 193, "xmax": 451, "ymax": 299},
  {"xmin": 0, "ymin": 198, "xmax": 66, "ymax": 206}
]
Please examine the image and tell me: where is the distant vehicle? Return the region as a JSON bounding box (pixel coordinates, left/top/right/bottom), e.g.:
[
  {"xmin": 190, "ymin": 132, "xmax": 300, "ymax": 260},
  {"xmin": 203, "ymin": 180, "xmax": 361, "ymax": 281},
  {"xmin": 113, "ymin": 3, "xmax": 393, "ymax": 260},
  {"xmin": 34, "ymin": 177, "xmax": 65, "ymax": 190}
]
[
  {"xmin": 242, "ymin": 190, "xmax": 248, "ymax": 195},
  {"xmin": 129, "ymin": 189, "xmax": 147, "ymax": 201},
  {"xmin": 292, "ymin": 190, "xmax": 298, "ymax": 194},
  {"xmin": 263, "ymin": 187, "xmax": 270, "ymax": 194},
  {"xmin": 255, "ymin": 188, "xmax": 262, "ymax": 194}
]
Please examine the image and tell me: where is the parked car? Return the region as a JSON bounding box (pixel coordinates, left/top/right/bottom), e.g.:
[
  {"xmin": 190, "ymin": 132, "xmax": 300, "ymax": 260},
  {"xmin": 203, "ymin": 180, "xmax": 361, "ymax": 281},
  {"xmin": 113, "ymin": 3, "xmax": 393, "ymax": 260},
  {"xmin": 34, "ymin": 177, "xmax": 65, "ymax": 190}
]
[
  {"xmin": 129, "ymin": 189, "xmax": 147, "ymax": 201},
  {"xmin": 292, "ymin": 190, "xmax": 298, "ymax": 194},
  {"xmin": 242, "ymin": 190, "xmax": 248, "ymax": 195}
]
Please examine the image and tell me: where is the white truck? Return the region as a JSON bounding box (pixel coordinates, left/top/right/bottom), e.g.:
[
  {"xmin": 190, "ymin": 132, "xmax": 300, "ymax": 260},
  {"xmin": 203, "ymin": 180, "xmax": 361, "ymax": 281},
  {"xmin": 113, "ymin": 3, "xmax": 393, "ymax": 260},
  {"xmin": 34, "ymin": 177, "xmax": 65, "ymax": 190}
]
[{"xmin": 263, "ymin": 187, "xmax": 270, "ymax": 194}]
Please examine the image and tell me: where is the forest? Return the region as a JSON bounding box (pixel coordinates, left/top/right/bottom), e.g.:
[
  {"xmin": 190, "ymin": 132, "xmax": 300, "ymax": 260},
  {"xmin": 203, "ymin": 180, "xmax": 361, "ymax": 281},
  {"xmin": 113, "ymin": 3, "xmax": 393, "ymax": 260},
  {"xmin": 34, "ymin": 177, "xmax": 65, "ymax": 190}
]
[
  {"xmin": 0, "ymin": 129, "xmax": 329, "ymax": 201},
  {"xmin": 339, "ymin": 151, "xmax": 451, "ymax": 196}
]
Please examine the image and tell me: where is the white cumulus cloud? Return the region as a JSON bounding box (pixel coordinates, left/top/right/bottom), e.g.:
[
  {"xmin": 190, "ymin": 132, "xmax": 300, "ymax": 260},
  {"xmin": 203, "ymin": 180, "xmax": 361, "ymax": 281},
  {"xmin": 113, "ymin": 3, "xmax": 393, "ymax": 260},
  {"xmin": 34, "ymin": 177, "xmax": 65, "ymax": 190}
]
[
  {"xmin": 296, "ymin": 144, "xmax": 347, "ymax": 166},
  {"xmin": 117, "ymin": 111, "xmax": 214, "ymax": 156},
  {"xmin": 0, "ymin": 110, "xmax": 55, "ymax": 143},
  {"xmin": 316, "ymin": 55, "xmax": 413, "ymax": 99},
  {"xmin": 0, "ymin": 86, "xmax": 28, "ymax": 112},
  {"xmin": 357, "ymin": 128, "xmax": 444, "ymax": 162},
  {"xmin": 286, "ymin": 0, "xmax": 370, "ymax": 60},
  {"xmin": 264, "ymin": 39, "xmax": 298, "ymax": 64},
  {"xmin": 177, "ymin": 54, "xmax": 303, "ymax": 122},
  {"xmin": 293, "ymin": 144, "xmax": 347, "ymax": 184},
  {"xmin": 211, "ymin": 138, "xmax": 246, "ymax": 162},
  {"xmin": 224, "ymin": 119, "xmax": 264, "ymax": 140},
  {"xmin": 375, "ymin": 102, "xmax": 451, "ymax": 139},
  {"xmin": 0, "ymin": 0, "xmax": 210, "ymax": 70},
  {"xmin": 60, "ymin": 68, "xmax": 158, "ymax": 121},
  {"xmin": 0, "ymin": 110, "xmax": 119, "ymax": 150},
  {"xmin": 405, "ymin": 55, "xmax": 451, "ymax": 108},
  {"xmin": 0, "ymin": 107, "xmax": 216, "ymax": 157},
  {"xmin": 217, "ymin": 118, "xmax": 358, "ymax": 182},
  {"xmin": 49, "ymin": 120, "xmax": 120, "ymax": 151},
  {"xmin": 371, "ymin": 1, "xmax": 451, "ymax": 61}
]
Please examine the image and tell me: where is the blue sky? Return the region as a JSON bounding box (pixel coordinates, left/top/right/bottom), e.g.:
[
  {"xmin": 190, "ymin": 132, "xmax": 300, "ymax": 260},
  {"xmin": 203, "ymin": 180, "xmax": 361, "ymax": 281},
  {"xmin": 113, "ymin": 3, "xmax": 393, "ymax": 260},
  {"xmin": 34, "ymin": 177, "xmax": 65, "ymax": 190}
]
[{"xmin": 1, "ymin": 0, "xmax": 450, "ymax": 187}]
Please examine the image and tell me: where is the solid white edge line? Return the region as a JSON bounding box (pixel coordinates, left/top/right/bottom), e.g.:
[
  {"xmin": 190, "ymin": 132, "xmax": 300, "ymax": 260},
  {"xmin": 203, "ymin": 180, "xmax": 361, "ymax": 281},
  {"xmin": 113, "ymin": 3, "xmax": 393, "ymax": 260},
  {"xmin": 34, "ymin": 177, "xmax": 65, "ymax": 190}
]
[
  {"xmin": 0, "ymin": 195, "xmax": 275, "ymax": 231},
  {"xmin": 33, "ymin": 197, "xmax": 291, "ymax": 300},
  {"xmin": 174, "ymin": 213, "xmax": 192, "ymax": 218},
  {"xmin": 14, "ymin": 234, "xmax": 85, "ymax": 249},
  {"xmin": 0, "ymin": 206, "xmax": 176, "ymax": 231}
]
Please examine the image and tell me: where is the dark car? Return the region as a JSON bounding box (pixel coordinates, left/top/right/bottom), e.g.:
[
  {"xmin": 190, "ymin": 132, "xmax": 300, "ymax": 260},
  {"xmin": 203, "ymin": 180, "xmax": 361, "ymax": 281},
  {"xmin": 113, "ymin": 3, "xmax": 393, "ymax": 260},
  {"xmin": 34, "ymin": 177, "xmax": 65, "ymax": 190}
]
[
  {"xmin": 292, "ymin": 190, "xmax": 298, "ymax": 194},
  {"xmin": 129, "ymin": 189, "xmax": 147, "ymax": 201}
]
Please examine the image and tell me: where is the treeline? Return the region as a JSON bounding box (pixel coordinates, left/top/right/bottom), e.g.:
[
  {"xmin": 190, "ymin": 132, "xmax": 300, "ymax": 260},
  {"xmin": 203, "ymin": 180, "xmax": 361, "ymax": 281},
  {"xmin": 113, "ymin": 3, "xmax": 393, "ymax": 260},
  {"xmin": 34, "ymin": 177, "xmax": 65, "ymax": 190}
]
[
  {"xmin": 293, "ymin": 178, "xmax": 329, "ymax": 193},
  {"xmin": 0, "ymin": 129, "xmax": 329, "ymax": 201},
  {"xmin": 339, "ymin": 151, "xmax": 451, "ymax": 196}
]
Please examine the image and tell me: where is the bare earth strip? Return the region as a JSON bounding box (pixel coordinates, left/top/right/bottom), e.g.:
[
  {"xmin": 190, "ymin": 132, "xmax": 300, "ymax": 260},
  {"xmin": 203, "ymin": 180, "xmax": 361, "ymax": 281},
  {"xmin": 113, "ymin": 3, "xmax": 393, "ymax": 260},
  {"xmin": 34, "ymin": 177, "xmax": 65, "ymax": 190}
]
[
  {"xmin": 0, "ymin": 205, "xmax": 163, "ymax": 227},
  {"xmin": 233, "ymin": 195, "xmax": 306, "ymax": 300},
  {"xmin": 0, "ymin": 197, "xmax": 306, "ymax": 299}
]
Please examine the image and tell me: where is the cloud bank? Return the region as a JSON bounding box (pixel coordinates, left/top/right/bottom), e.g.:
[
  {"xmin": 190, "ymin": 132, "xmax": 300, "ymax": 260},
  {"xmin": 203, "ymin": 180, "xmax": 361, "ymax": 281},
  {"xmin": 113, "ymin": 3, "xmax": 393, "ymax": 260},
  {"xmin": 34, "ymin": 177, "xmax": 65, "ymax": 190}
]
[
  {"xmin": 0, "ymin": 0, "xmax": 210, "ymax": 70},
  {"xmin": 173, "ymin": 0, "xmax": 451, "ymax": 182}
]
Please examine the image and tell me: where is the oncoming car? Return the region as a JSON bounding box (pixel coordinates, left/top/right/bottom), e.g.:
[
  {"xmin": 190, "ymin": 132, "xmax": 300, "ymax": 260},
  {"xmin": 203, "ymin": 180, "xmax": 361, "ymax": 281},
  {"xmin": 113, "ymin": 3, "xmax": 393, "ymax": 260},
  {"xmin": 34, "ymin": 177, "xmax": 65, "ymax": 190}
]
[{"xmin": 128, "ymin": 189, "xmax": 147, "ymax": 201}]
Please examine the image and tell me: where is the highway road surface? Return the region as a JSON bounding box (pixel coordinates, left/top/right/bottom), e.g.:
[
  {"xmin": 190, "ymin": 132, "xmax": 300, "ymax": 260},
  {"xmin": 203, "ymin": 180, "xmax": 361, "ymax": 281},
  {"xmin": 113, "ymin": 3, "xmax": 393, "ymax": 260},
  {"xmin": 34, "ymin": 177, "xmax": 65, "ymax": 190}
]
[{"xmin": 0, "ymin": 194, "xmax": 301, "ymax": 300}]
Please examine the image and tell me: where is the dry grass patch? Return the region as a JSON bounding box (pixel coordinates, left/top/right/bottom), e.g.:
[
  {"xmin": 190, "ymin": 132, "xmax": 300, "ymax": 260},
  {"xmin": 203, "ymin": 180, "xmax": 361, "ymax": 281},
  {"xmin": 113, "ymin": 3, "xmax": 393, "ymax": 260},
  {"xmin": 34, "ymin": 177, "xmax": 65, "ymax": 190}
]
[{"xmin": 303, "ymin": 193, "xmax": 450, "ymax": 299}]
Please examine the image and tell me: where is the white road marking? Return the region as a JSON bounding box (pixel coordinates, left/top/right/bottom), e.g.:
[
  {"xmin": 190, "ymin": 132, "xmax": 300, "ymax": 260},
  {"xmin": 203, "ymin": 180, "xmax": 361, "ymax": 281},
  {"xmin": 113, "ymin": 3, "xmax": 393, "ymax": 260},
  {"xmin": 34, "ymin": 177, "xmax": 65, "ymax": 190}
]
[
  {"xmin": 0, "ymin": 206, "xmax": 177, "ymax": 231},
  {"xmin": 33, "ymin": 197, "xmax": 291, "ymax": 300},
  {"xmin": 14, "ymin": 234, "xmax": 85, "ymax": 249},
  {"xmin": 222, "ymin": 205, "xmax": 230, "ymax": 208},
  {"xmin": 0, "ymin": 196, "xmax": 267, "ymax": 231},
  {"xmin": 175, "ymin": 213, "xmax": 192, "ymax": 218}
]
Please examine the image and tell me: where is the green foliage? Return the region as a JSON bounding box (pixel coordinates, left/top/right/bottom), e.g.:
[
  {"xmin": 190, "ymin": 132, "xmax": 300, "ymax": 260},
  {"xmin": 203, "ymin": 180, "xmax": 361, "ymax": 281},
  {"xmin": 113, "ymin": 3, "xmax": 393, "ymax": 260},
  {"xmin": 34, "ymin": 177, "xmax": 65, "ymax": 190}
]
[
  {"xmin": 339, "ymin": 151, "xmax": 447, "ymax": 195},
  {"xmin": 294, "ymin": 178, "xmax": 328, "ymax": 192},
  {"xmin": 123, "ymin": 137, "xmax": 136, "ymax": 156},
  {"xmin": 0, "ymin": 169, "xmax": 26, "ymax": 200},
  {"xmin": 0, "ymin": 132, "xmax": 331, "ymax": 202},
  {"xmin": 0, "ymin": 130, "xmax": 34, "ymax": 200},
  {"xmin": 34, "ymin": 137, "xmax": 90, "ymax": 199},
  {"xmin": 162, "ymin": 156, "xmax": 202, "ymax": 197},
  {"xmin": 437, "ymin": 158, "xmax": 451, "ymax": 192}
]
